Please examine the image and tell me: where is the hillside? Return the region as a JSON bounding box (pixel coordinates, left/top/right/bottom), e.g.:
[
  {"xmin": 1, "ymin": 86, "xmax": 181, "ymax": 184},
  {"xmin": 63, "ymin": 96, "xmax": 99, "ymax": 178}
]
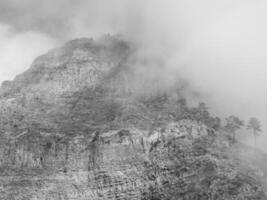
[{"xmin": 0, "ymin": 36, "xmax": 266, "ymax": 200}]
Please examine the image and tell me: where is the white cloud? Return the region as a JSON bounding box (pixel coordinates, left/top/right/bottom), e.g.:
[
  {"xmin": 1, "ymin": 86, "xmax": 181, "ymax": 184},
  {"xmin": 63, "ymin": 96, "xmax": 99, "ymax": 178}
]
[
  {"xmin": 0, "ymin": 24, "xmax": 56, "ymax": 83},
  {"xmin": 0, "ymin": 0, "xmax": 267, "ymax": 150}
]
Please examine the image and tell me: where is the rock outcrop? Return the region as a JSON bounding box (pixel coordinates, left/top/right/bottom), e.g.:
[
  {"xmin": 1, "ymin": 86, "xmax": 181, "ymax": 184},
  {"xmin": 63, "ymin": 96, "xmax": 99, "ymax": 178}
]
[{"xmin": 0, "ymin": 120, "xmax": 266, "ymax": 200}]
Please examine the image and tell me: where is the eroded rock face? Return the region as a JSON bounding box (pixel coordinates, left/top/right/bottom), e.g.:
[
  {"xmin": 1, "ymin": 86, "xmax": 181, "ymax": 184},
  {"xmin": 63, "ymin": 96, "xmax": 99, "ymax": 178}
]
[
  {"xmin": 0, "ymin": 120, "xmax": 266, "ymax": 200},
  {"xmin": 144, "ymin": 135, "xmax": 265, "ymax": 200}
]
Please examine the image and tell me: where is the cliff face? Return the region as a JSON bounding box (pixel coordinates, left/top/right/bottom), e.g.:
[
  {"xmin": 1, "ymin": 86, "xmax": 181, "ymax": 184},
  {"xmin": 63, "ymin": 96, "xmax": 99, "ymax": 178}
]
[
  {"xmin": 0, "ymin": 36, "xmax": 266, "ymax": 200},
  {"xmin": 1, "ymin": 120, "xmax": 265, "ymax": 200}
]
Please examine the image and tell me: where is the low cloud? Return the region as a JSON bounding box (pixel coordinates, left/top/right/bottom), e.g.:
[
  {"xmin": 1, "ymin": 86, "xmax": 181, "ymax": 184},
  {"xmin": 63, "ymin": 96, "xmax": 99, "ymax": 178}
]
[
  {"xmin": 0, "ymin": 0, "xmax": 267, "ymax": 150},
  {"xmin": 0, "ymin": 24, "xmax": 56, "ymax": 83}
]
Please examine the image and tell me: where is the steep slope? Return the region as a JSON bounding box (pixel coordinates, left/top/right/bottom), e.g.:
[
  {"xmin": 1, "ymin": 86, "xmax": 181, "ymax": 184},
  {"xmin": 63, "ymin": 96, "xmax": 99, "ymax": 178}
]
[
  {"xmin": 0, "ymin": 36, "xmax": 266, "ymax": 200},
  {"xmin": 0, "ymin": 120, "xmax": 266, "ymax": 200},
  {"xmin": 0, "ymin": 35, "xmax": 132, "ymax": 136},
  {"xmin": 0, "ymin": 36, "xmax": 130, "ymax": 97}
]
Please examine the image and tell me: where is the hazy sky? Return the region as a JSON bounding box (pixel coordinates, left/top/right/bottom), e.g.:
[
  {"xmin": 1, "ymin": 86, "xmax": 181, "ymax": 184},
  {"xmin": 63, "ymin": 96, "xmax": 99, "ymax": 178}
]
[{"xmin": 0, "ymin": 0, "xmax": 267, "ymax": 149}]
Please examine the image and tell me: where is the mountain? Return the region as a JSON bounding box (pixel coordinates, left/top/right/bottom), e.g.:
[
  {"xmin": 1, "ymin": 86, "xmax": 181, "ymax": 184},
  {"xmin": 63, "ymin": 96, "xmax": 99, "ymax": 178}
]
[{"xmin": 0, "ymin": 35, "xmax": 266, "ymax": 200}]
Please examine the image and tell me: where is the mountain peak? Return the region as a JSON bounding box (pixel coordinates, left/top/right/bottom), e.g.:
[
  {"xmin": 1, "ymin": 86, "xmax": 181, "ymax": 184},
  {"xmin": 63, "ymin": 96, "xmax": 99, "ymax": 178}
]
[{"xmin": 0, "ymin": 36, "xmax": 131, "ymax": 98}]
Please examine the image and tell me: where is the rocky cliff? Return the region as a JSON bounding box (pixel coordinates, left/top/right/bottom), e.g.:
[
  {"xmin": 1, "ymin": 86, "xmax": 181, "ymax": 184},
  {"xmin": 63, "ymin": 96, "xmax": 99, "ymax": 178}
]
[{"xmin": 0, "ymin": 36, "xmax": 266, "ymax": 200}]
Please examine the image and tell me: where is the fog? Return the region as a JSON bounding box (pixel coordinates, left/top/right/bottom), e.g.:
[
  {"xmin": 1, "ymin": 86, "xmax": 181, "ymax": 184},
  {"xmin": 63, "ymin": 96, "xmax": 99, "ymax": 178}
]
[{"xmin": 0, "ymin": 0, "xmax": 266, "ymax": 150}]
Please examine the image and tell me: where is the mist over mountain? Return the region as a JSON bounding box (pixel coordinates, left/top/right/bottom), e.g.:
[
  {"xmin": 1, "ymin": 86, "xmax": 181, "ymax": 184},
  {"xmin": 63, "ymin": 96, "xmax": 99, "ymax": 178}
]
[
  {"xmin": 0, "ymin": 35, "xmax": 266, "ymax": 199},
  {"xmin": 0, "ymin": 0, "xmax": 267, "ymax": 199},
  {"xmin": 0, "ymin": 0, "xmax": 266, "ymax": 151}
]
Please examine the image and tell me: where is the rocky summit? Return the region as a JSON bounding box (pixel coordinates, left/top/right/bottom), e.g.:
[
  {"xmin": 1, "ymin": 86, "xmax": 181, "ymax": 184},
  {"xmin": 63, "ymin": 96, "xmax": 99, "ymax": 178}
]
[{"xmin": 0, "ymin": 35, "xmax": 266, "ymax": 200}]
